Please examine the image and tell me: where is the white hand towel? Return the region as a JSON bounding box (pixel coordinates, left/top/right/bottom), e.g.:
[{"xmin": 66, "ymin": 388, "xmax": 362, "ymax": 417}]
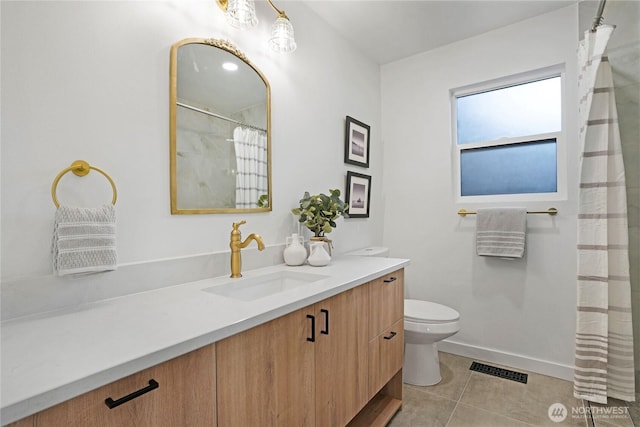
[
  {"xmin": 476, "ymin": 208, "xmax": 527, "ymax": 258},
  {"xmin": 52, "ymin": 204, "xmax": 117, "ymax": 276}
]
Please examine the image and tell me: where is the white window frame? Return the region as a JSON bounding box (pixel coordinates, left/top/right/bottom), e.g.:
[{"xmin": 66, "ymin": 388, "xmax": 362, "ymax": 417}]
[{"xmin": 451, "ymin": 65, "xmax": 567, "ymax": 203}]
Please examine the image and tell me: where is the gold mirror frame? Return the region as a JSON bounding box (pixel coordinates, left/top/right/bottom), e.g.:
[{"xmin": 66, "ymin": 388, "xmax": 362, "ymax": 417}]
[{"xmin": 170, "ymin": 38, "xmax": 272, "ymax": 214}]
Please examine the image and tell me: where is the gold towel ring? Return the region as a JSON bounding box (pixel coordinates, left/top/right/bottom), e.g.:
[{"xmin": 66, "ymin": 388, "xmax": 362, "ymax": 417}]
[{"xmin": 51, "ymin": 160, "xmax": 118, "ymax": 208}]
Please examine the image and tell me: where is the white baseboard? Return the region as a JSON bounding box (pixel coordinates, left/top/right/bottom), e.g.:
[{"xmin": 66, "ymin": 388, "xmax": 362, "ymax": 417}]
[{"xmin": 438, "ymin": 340, "xmax": 574, "ymax": 382}]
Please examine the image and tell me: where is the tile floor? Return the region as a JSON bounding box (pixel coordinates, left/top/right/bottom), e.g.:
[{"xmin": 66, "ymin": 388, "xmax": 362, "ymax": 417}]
[{"xmin": 388, "ymin": 352, "xmax": 636, "ymax": 427}]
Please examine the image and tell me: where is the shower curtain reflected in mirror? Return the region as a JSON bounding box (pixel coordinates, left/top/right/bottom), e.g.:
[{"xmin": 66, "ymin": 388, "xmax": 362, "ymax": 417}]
[
  {"xmin": 233, "ymin": 126, "xmax": 268, "ymax": 209},
  {"xmin": 574, "ymin": 24, "xmax": 635, "ymax": 404}
]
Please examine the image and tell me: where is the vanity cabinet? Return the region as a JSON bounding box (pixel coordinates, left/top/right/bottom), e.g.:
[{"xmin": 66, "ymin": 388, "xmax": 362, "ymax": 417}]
[
  {"xmin": 369, "ymin": 270, "xmax": 404, "ymax": 339},
  {"xmin": 217, "ymin": 269, "xmax": 404, "ymax": 427},
  {"xmin": 347, "ymin": 270, "xmax": 404, "ymax": 427},
  {"xmin": 368, "ymin": 319, "xmax": 404, "ymax": 397},
  {"xmin": 315, "ymin": 284, "xmax": 369, "ymax": 426},
  {"xmin": 9, "ymin": 344, "xmax": 216, "ymax": 427},
  {"xmin": 216, "ymin": 307, "xmax": 315, "ymax": 426},
  {"xmin": 368, "ymin": 269, "xmax": 404, "ymax": 397},
  {"xmin": 216, "ymin": 284, "xmax": 369, "ymax": 427},
  {"xmin": 6, "ymin": 268, "xmax": 406, "ymax": 427}
]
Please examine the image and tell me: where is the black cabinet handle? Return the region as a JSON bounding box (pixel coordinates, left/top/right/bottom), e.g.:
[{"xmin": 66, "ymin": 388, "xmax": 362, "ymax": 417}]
[
  {"xmin": 321, "ymin": 309, "xmax": 329, "ymax": 335},
  {"xmin": 383, "ymin": 277, "xmax": 397, "ymax": 283},
  {"xmin": 384, "ymin": 332, "xmax": 397, "ymax": 340},
  {"xmin": 104, "ymin": 379, "xmax": 159, "ymax": 409},
  {"xmin": 307, "ymin": 314, "xmax": 316, "ymax": 342}
]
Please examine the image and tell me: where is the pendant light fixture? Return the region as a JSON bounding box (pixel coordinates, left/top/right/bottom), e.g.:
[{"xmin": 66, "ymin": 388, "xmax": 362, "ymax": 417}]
[
  {"xmin": 217, "ymin": 0, "xmax": 258, "ymax": 30},
  {"xmin": 267, "ymin": 0, "xmax": 297, "ymax": 53},
  {"xmin": 216, "ymin": 0, "xmax": 296, "ymax": 53}
]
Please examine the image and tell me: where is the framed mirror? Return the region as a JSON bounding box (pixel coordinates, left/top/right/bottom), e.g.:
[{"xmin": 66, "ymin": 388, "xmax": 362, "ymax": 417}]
[{"xmin": 170, "ymin": 38, "xmax": 271, "ymax": 214}]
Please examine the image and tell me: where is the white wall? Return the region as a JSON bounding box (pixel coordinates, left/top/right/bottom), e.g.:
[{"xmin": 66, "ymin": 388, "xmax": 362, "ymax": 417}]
[
  {"xmin": 0, "ymin": 1, "xmax": 383, "ymax": 287},
  {"xmin": 381, "ymin": 5, "xmax": 580, "ymax": 379}
]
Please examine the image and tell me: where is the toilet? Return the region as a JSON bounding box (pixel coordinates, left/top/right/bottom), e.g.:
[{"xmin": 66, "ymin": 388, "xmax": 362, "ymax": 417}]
[
  {"xmin": 404, "ymin": 299, "xmax": 460, "ymax": 385},
  {"xmin": 346, "ymin": 247, "xmax": 461, "ymax": 386}
]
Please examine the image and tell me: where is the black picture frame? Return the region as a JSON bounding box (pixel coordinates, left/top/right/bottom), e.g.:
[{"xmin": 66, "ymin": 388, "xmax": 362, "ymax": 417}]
[
  {"xmin": 344, "ymin": 116, "xmax": 370, "ymax": 168},
  {"xmin": 345, "ymin": 171, "xmax": 371, "ymax": 218}
]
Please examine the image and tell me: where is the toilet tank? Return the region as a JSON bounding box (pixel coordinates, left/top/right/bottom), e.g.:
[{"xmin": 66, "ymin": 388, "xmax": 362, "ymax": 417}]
[{"xmin": 346, "ymin": 247, "xmax": 389, "ymax": 257}]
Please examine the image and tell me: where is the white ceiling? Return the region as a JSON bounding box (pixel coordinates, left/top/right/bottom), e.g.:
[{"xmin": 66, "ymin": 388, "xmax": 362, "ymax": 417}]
[{"xmin": 299, "ymin": 0, "xmax": 577, "ymax": 64}]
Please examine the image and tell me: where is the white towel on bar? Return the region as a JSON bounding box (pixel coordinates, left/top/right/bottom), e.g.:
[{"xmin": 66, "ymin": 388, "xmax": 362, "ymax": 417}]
[
  {"xmin": 52, "ymin": 204, "xmax": 117, "ymax": 276},
  {"xmin": 476, "ymin": 208, "xmax": 527, "ymax": 258}
]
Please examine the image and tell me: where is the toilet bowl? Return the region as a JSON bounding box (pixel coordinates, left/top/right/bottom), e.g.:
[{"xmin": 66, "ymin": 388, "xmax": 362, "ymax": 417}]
[
  {"xmin": 345, "ymin": 247, "xmax": 461, "ymax": 386},
  {"xmin": 404, "ymin": 299, "xmax": 460, "ymax": 386}
]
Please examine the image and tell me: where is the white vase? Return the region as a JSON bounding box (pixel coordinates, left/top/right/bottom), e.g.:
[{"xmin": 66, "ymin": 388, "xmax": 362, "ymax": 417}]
[
  {"xmin": 283, "ymin": 233, "xmax": 307, "ymax": 266},
  {"xmin": 307, "ymin": 241, "xmax": 331, "ymax": 267}
]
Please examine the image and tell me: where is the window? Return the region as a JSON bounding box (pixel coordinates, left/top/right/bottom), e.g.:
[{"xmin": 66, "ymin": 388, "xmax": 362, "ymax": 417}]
[{"xmin": 453, "ymin": 70, "xmax": 563, "ymax": 199}]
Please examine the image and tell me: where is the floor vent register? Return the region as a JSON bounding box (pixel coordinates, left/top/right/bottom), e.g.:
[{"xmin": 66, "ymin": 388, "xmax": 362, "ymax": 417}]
[{"xmin": 469, "ymin": 361, "xmax": 528, "ymax": 384}]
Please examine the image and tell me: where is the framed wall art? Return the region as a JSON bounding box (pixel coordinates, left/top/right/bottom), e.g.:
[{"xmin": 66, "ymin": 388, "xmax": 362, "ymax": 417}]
[
  {"xmin": 344, "ymin": 116, "xmax": 370, "ymax": 168},
  {"xmin": 345, "ymin": 171, "xmax": 371, "ymax": 218}
]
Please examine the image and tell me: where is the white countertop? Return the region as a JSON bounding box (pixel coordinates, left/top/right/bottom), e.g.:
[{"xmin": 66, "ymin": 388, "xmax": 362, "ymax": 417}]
[{"xmin": 1, "ymin": 256, "xmax": 409, "ymax": 425}]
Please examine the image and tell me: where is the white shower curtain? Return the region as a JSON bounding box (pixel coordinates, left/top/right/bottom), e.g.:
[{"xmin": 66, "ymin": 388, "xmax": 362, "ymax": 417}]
[
  {"xmin": 574, "ymin": 25, "xmax": 635, "ymax": 404},
  {"xmin": 233, "ymin": 126, "xmax": 268, "ymax": 209}
]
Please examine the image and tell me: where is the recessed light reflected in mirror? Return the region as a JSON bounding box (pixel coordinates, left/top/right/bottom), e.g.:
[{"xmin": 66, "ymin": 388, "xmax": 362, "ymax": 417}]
[{"xmin": 222, "ymin": 62, "xmax": 239, "ymax": 71}]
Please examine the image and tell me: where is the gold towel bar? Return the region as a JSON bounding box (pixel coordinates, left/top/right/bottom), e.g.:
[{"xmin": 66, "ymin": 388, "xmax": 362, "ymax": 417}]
[
  {"xmin": 458, "ymin": 208, "xmax": 558, "ymax": 217},
  {"xmin": 51, "ymin": 160, "xmax": 117, "ymax": 208}
]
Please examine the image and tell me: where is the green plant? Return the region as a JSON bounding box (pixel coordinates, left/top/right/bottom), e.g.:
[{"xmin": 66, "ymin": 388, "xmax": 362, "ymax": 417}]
[
  {"xmin": 257, "ymin": 194, "xmax": 269, "ymax": 208},
  {"xmin": 291, "ymin": 189, "xmax": 348, "ymax": 237}
]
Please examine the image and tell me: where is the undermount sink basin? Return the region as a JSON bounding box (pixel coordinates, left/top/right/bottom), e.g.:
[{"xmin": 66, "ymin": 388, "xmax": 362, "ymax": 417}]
[{"xmin": 202, "ymin": 271, "xmax": 328, "ymax": 301}]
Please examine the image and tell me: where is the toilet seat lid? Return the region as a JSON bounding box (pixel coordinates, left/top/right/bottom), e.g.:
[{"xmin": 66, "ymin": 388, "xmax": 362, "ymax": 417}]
[{"xmin": 405, "ymin": 299, "xmax": 460, "ymax": 323}]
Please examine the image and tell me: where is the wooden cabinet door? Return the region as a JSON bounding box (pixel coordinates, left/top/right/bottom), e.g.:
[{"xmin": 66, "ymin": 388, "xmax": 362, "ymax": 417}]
[
  {"xmin": 315, "ymin": 285, "xmax": 369, "ymax": 427},
  {"xmin": 368, "ymin": 319, "xmax": 404, "ymax": 397},
  {"xmin": 34, "ymin": 344, "xmax": 216, "ymax": 427},
  {"xmin": 369, "ymin": 269, "xmax": 404, "ymax": 339},
  {"xmin": 216, "ymin": 307, "xmax": 315, "ymax": 427}
]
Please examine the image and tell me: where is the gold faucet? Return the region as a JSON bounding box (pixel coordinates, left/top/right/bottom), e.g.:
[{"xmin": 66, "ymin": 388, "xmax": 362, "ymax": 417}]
[{"xmin": 229, "ymin": 220, "xmax": 265, "ymax": 278}]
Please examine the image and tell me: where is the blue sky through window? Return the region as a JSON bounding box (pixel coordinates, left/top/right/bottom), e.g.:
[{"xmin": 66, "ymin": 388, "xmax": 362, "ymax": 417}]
[
  {"xmin": 460, "ymin": 139, "xmax": 557, "ymax": 196},
  {"xmin": 457, "ymin": 76, "xmax": 561, "ymax": 145}
]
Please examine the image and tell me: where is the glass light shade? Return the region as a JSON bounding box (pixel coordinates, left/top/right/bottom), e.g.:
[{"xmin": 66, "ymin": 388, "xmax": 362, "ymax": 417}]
[
  {"xmin": 225, "ymin": 0, "xmax": 258, "ymax": 30},
  {"xmin": 269, "ymin": 16, "xmax": 297, "ymax": 53}
]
